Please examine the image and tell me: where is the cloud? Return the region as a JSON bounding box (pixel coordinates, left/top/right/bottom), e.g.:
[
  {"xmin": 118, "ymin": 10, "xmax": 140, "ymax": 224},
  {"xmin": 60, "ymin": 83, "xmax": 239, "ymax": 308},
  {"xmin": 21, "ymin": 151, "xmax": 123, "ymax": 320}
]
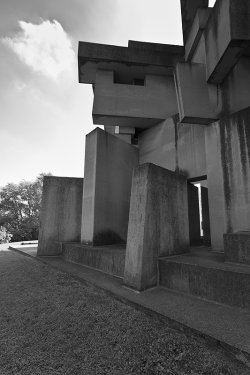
[{"xmin": 2, "ymin": 20, "xmax": 76, "ymax": 80}]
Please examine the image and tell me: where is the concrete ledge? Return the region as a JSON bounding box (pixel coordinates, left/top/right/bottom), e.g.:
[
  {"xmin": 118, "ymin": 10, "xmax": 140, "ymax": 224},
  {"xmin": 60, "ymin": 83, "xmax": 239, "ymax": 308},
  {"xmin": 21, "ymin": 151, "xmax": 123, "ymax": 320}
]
[
  {"xmin": 159, "ymin": 253, "xmax": 250, "ymax": 310},
  {"xmin": 62, "ymin": 242, "xmax": 126, "ymax": 278},
  {"xmin": 224, "ymin": 232, "xmax": 250, "ymax": 265}
]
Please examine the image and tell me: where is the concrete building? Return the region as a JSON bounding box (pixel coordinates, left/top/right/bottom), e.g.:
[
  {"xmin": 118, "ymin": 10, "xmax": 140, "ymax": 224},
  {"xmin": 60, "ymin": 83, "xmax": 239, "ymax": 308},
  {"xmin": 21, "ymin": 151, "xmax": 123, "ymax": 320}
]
[{"xmin": 38, "ymin": 0, "xmax": 250, "ymax": 308}]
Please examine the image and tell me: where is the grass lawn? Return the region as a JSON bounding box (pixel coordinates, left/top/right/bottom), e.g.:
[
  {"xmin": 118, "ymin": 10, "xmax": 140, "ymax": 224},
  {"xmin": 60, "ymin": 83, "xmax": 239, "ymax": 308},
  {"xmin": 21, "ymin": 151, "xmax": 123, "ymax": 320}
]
[{"xmin": 0, "ymin": 249, "xmax": 248, "ymax": 375}]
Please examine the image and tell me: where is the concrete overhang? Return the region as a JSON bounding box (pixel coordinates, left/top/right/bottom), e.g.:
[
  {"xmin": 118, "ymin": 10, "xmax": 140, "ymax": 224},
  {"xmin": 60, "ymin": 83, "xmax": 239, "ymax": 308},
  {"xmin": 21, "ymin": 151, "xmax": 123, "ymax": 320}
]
[
  {"xmin": 78, "ymin": 41, "xmax": 184, "ymax": 84},
  {"xmin": 204, "ymin": 0, "xmax": 250, "ymax": 84}
]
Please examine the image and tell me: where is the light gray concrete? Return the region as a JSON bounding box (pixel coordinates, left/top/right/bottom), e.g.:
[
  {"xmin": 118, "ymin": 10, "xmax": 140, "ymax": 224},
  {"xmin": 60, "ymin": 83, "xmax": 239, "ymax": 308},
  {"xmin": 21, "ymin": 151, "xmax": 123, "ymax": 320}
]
[
  {"xmin": 124, "ymin": 163, "xmax": 189, "ymax": 291},
  {"xmin": 81, "ymin": 127, "xmax": 139, "ymax": 246},
  {"xmin": 78, "ymin": 41, "xmax": 184, "ymax": 84},
  {"xmin": 93, "ymin": 70, "xmax": 178, "ymax": 128},
  {"xmin": 204, "ymin": 0, "xmax": 250, "ymax": 84},
  {"xmin": 175, "ymin": 62, "xmax": 217, "ymax": 124},
  {"xmin": 37, "ymin": 177, "xmax": 83, "ymax": 256},
  {"xmin": 206, "ymin": 106, "xmax": 250, "ymax": 251},
  {"xmin": 139, "ymin": 116, "xmax": 207, "ymax": 179}
]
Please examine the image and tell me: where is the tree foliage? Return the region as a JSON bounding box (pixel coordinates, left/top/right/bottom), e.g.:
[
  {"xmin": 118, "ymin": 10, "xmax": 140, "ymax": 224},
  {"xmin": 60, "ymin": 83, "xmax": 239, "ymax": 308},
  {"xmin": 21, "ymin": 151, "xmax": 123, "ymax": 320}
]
[{"xmin": 0, "ymin": 173, "xmax": 52, "ymax": 242}]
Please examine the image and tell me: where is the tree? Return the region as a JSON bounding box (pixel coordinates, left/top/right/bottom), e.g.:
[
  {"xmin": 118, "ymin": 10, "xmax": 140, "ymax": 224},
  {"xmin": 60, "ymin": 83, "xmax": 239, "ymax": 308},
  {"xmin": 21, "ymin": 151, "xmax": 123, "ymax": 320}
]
[{"xmin": 0, "ymin": 173, "xmax": 52, "ymax": 242}]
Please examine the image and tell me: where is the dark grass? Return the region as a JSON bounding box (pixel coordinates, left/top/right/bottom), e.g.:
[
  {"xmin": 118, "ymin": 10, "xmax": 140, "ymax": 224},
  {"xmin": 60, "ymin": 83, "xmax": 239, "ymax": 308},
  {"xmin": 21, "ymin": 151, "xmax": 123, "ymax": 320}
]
[{"xmin": 0, "ymin": 250, "xmax": 249, "ymax": 375}]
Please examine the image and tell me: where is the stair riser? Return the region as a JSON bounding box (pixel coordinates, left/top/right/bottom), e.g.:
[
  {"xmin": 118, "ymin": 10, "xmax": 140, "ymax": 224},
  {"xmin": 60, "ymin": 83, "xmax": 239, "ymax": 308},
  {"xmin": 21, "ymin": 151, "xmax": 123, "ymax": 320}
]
[
  {"xmin": 62, "ymin": 245, "xmax": 125, "ymax": 278},
  {"xmin": 159, "ymin": 260, "xmax": 250, "ymax": 310}
]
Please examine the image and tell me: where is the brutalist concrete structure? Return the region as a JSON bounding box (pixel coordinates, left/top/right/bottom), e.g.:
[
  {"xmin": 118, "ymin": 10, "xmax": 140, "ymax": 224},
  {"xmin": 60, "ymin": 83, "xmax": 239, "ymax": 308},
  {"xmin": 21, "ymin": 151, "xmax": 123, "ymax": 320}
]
[{"xmin": 38, "ymin": 0, "xmax": 250, "ymax": 314}]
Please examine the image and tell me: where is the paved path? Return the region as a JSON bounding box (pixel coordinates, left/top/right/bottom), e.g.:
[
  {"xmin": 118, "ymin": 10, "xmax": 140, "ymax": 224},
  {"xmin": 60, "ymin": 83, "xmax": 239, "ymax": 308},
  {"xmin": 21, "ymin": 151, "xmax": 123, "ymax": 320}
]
[{"xmin": 0, "ymin": 245, "xmax": 249, "ymax": 374}]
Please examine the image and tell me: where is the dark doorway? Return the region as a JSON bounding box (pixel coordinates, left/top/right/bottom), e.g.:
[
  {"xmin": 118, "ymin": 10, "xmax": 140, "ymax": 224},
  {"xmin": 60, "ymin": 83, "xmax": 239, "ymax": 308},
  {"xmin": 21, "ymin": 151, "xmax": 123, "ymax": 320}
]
[{"xmin": 187, "ymin": 178, "xmax": 211, "ymax": 246}]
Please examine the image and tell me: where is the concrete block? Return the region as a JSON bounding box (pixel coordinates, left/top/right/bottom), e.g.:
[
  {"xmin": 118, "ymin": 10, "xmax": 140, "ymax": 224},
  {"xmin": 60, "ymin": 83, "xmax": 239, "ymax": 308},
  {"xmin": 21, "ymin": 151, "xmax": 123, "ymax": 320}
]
[
  {"xmin": 37, "ymin": 177, "xmax": 83, "ymax": 256},
  {"xmin": 93, "ymin": 70, "xmax": 178, "ymax": 128},
  {"xmin": 139, "ymin": 116, "xmax": 207, "ymax": 179},
  {"xmin": 78, "ymin": 41, "xmax": 184, "ymax": 85},
  {"xmin": 180, "ymin": 0, "xmax": 209, "ymax": 43},
  {"xmin": 124, "ymin": 163, "xmax": 189, "ymax": 291},
  {"xmin": 62, "ymin": 243, "xmax": 125, "ymax": 278},
  {"xmin": 159, "ymin": 254, "xmax": 250, "ymax": 310},
  {"xmin": 224, "ymin": 232, "xmax": 250, "ymax": 265},
  {"xmin": 204, "ymin": 0, "xmax": 250, "ymax": 84},
  {"xmin": 206, "ymin": 106, "xmax": 250, "ymax": 251},
  {"xmin": 81, "ymin": 127, "xmax": 139, "ymax": 246},
  {"xmin": 174, "ymin": 62, "xmax": 217, "ymax": 124},
  {"xmin": 185, "ymin": 7, "xmax": 212, "ymax": 62}
]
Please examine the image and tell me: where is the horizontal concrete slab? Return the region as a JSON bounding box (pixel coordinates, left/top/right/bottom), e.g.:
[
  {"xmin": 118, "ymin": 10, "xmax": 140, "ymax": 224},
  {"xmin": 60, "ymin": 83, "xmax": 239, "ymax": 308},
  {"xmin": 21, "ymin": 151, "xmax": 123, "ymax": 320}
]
[
  {"xmin": 78, "ymin": 41, "xmax": 184, "ymax": 84},
  {"xmin": 159, "ymin": 249, "xmax": 250, "ymax": 310},
  {"xmin": 62, "ymin": 242, "xmax": 126, "ymax": 278}
]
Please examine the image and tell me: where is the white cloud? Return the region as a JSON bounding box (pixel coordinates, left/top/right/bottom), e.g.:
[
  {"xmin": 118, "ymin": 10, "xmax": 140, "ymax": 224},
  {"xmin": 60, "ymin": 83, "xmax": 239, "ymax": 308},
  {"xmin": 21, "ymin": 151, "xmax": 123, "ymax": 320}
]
[{"xmin": 2, "ymin": 20, "xmax": 76, "ymax": 80}]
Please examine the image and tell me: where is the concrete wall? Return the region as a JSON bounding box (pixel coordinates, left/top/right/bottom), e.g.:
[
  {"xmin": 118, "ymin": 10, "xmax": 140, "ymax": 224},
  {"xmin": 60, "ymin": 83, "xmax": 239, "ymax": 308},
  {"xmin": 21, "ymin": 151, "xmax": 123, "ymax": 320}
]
[
  {"xmin": 81, "ymin": 127, "xmax": 139, "ymax": 246},
  {"xmin": 37, "ymin": 176, "xmax": 83, "ymax": 256},
  {"xmin": 124, "ymin": 163, "xmax": 189, "ymax": 291},
  {"xmin": 206, "ymin": 106, "xmax": 250, "ymax": 251},
  {"xmin": 93, "ymin": 70, "xmax": 178, "ymax": 128},
  {"xmin": 139, "ymin": 116, "xmax": 207, "ymax": 179}
]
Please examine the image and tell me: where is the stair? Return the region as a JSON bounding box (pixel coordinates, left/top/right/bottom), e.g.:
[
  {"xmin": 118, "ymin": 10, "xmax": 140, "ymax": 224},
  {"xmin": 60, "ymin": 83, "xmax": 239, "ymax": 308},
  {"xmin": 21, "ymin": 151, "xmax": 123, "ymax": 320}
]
[
  {"xmin": 62, "ymin": 242, "xmax": 126, "ymax": 278},
  {"xmin": 158, "ymin": 247, "xmax": 250, "ymax": 310}
]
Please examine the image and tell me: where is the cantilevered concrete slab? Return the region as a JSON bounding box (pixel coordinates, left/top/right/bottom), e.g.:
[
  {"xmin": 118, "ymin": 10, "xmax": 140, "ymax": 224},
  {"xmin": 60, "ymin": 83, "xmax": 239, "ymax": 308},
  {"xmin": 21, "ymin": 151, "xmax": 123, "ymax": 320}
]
[
  {"xmin": 78, "ymin": 41, "xmax": 184, "ymax": 85},
  {"xmin": 204, "ymin": 0, "xmax": 250, "ymax": 84},
  {"xmin": 93, "ymin": 70, "xmax": 178, "ymax": 128}
]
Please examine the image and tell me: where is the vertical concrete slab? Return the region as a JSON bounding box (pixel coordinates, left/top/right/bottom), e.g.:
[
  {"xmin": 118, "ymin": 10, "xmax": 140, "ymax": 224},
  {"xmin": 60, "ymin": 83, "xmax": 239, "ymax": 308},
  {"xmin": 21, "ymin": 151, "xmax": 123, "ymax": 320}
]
[
  {"xmin": 81, "ymin": 127, "xmax": 139, "ymax": 246},
  {"xmin": 124, "ymin": 163, "xmax": 189, "ymax": 291},
  {"xmin": 206, "ymin": 106, "xmax": 250, "ymax": 251},
  {"xmin": 180, "ymin": 0, "xmax": 209, "ymax": 43},
  {"xmin": 37, "ymin": 176, "xmax": 83, "ymax": 256}
]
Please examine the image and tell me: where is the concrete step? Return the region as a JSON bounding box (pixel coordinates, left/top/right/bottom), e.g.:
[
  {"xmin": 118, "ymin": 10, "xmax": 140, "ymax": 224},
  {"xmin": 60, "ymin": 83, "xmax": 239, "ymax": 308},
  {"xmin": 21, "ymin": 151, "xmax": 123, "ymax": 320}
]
[
  {"xmin": 62, "ymin": 242, "xmax": 126, "ymax": 278},
  {"xmin": 158, "ymin": 248, "xmax": 250, "ymax": 310}
]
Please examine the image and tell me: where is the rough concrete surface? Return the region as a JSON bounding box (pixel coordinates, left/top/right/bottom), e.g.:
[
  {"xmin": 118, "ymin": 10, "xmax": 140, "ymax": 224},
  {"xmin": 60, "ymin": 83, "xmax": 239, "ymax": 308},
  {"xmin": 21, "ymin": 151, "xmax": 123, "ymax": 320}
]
[
  {"xmin": 37, "ymin": 177, "xmax": 83, "ymax": 256},
  {"xmin": 2, "ymin": 244, "xmax": 250, "ymax": 374}
]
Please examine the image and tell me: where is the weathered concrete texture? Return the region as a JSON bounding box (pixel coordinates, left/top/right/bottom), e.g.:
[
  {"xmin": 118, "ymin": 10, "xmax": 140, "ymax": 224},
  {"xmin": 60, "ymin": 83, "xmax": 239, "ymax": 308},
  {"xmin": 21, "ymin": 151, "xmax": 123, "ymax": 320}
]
[
  {"xmin": 139, "ymin": 116, "xmax": 207, "ymax": 179},
  {"xmin": 159, "ymin": 250, "xmax": 250, "ymax": 310},
  {"xmin": 128, "ymin": 40, "xmax": 184, "ymax": 53},
  {"xmin": 104, "ymin": 126, "xmax": 131, "ymax": 144},
  {"xmin": 93, "ymin": 70, "xmax": 178, "ymax": 128},
  {"xmin": 206, "ymin": 106, "xmax": 250, "ymax": 251},
  {"xmin": 81, "ymin": 127, "xmax": 138, "ymax": 246},
  {"xmin": 224, "ymin": 232, "xmax": 250, "ymax": 265},
  {"xmin": 124, "ymin": 163, "xmax": 189, "ymax": 291},
  {"xmin": 62, "ymin": 242, "xmax": 125, "ymax": 278},
  {"xmin": 78, "ymin": 41, "xmax": 184, "ymax": 85},
  {"xmin": 180, "ymin": 0, "xmax": 209, "ymax": 43},
  {"xmin": 185, "ymin": 7, "xmax": 212, "ymax": 62},
  {"xmin": 37, "ymin": 177, "xmax": 83, "ymax": 256},
  {"xmin": 204, "ymin": 0, "xmax": 250, "ymax": 84},
  {"xmin": 175, "ymin": 62, "xmax": 217, "ymax": 124}
]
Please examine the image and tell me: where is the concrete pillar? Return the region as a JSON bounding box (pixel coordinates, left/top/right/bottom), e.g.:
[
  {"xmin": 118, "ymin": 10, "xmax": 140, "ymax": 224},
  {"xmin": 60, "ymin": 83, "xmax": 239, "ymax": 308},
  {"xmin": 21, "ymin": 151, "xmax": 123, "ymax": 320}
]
[
  {"xmin": 37, "ymin": 176, "xmax": 83, "ymax": 256},
  {"xmin": 81, "ymin": 127, "xmax": 139, "ymax": 246},
  {"xmin": 124, "ymin": 163, "xmax": 189, "ymax": 291},
  {"xmin": 206, "ymin": 106, "xmax": 250, "ymax": 251}
]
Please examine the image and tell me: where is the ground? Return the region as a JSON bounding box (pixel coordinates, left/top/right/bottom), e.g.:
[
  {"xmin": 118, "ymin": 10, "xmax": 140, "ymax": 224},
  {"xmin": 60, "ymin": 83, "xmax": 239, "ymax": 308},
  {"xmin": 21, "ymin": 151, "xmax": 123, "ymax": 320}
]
[{"xmin": 0, "ymin": 248, "xmax": 249, "ymax": 375}]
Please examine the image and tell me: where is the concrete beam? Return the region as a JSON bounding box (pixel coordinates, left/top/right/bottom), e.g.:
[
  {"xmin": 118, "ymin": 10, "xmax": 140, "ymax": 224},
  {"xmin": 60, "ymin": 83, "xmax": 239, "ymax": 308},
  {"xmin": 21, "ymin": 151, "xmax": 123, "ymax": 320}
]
[
  {"xmin": 124, "ymin": 163, "xmax": 189, "ymax": 291},
  {"xmin": 115, "ymin": 126, "xmax": 135, "ymax": 135},
  {"xmin": 180, "ymin": 0, "xmax": 209, "ymax": 43},
  {"xmin": 81, "ymin": 127, "xmax": 138, "ymax": 246},
  {"xmin": 185, "ymin": 7, "xmax": 212, "ymax": 62},
  {"xmin": 204, "ymin": 0, "xmax": 250, "ymax": 84},
  {"xmin": 93, "ymin": 70, "xmax": 178, "ymax": 128},
  {"xmin": 78, "ymin": 41, "xmax": 184, "ymax": 84},
  {"xmin": 37, "ymin": 177, "xmax": 83, "ymax": 256},
  {"xmin": 174, "ymin": 62, "xmax": 217, "ymax": 124}
]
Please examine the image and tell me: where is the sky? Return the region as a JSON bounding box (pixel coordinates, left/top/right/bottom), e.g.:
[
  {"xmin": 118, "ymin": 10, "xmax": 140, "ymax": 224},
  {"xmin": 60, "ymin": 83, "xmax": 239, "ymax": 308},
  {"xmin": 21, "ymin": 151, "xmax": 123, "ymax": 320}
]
[{"xmin": 0, "ymin": 0, "xmax": 216, "ymax": 187}]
